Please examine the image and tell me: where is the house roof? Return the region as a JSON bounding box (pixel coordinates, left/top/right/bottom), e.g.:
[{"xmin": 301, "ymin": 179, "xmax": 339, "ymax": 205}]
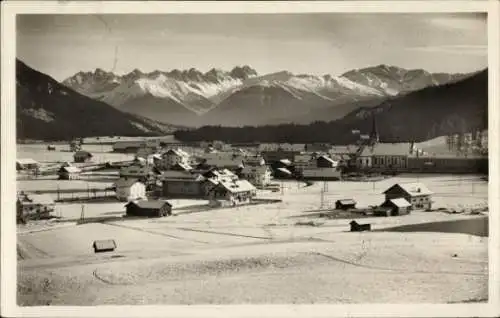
[
  {"xmin": 360, "ymin": 143, "xmax": 413, "ymax": 157},
  {"xmin": 317, "ymin": 155, "xmax": 337, "ymax": 165},
  {"xmin": 126, "ymin": 200, "xmax": 171, "ymax": 209},
  {"xmin": 151, "ymin": 154, "xmax": 162, "ymax": 160},
  {"xmin": 165, "ymin": 148, "xmax": 190, "ymax": 158},
  {"xmin": 114, "ymin": 178, "xmax": 142, "ymax": 187},
  {"xmin": 218, "ymin": 179, "xmax": 256, "ymax": 194},
  {"xmin": 93, "ymin": 240, "xmax": 116, "ymax": 250},
  {"xmin": 388, "ymin": 198, "xmax": 412, "ymax": 208},
  {"xmin": 276, "ymin": 167, "xmax": 292, "ymax": 175},
  {"xmin": 279, "ymin": 159, "xmax": 292, "ymax": 166},
  {"xmin": 74, "ymin": 151, "xmax": 93, "ymax": 157},
  {"xmin": 329, "ymin": 145, "xmax": 358, "ymax": 154},
  {"xmin": 173, "ymin": 162, "xmax": 193, "ymax": 171},
  {"xmin": 17, "ymin": 158, "xmax": 39, "ymax": 165},
  {"xmin": 162, "ymin": 170, "xmax": 203, "ymax": 181},
  {"xmin": 21, "ymin": 194, "xmax": 55, "ymax": 205},
  {"xmin": 383, "ymin": 182, "xmax": 433, "ymax": 196},
  {"xmin": 60, "ymin": 166, "xmax": 81, "ymax": 173},
  {"xmin": 336, "ymin": 199, "xmax": 356, "ymax": 205}
]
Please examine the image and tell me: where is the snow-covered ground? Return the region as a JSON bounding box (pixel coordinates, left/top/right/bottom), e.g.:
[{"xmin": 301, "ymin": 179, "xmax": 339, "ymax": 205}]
[
  {"xmin": 16, "ymin": 174, "xmax": 488, "ymax": 305},
  {"xmin": 17, "ymin": 144, "xmax": 134, "ymax": 164}
]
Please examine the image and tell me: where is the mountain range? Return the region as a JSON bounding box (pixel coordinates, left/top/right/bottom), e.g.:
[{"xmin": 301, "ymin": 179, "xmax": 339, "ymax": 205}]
[
  {"xmin": 62, "ymin": 64, "xmax": 471, "ymax": 127},
  {"xmin": 173, "ymin": 69, "xmax": 488, "ymax": 144},
  {"xmin": 16, "ymin": 60, "xmax": 179, "ymax": 141}
]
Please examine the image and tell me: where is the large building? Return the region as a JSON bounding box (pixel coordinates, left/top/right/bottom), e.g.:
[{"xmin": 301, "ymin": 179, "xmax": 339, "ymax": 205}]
[
  {"xmin": 113, "ymin": 178, "xmax": 147, "ymax": 202},
  {"xmin": 17, "ymin": 192, "xmax": 55, "ymax": 222},
  {"xmin": 125, "ymin": 200, "xmax": 172, "ymax": 217},
  {"xmin": 161, "ymin": 170, "xmax": 206, "ymax": 198},
  {"xmin": 208, "ymin": 179, "xmax": 257, "ymax": 207},
  {"xmin": 157, "ymin": 148, "xmax": 191, "ymax": 170},
  {"xmin": 382, "ymin": 182, "xmax": 433, "ymax": 210},
  {"xmin": 58, "ymin": 166, "xmax": 81, "ymax": 180},
  {"xmin": 241, "ymin": 165, "xmax": 272, "ymax": 187},
  {"xmin": 201, "ymin": 151, "xmax": 246, "ymax": 169},
  {"xmin": 73, "ymin": 151, "xmax": 93, "ymax": 163},
  {"xmin": 16, "ymin": 158, "xmax": 40, "ymax": 172}
]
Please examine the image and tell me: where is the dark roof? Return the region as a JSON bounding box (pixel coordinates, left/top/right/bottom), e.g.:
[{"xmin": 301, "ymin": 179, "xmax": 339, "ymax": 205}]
[
  {"xmin": 383, "ymin": 182, "xmax": 433, "ymax": 196},
  {"xmin": 336, "ymin": 199, "xmax": 356, "ymax": 205},
  {"xmin": 74, "ymin": 151, "xmax": 92, "ymax": 157},
  {"xmin": 126, "ymin": 200, "xmax": 171, "ymax": 209},
  {"xmin": 93, "ymin": 240, "xmax": 116, "ymax": 250}
]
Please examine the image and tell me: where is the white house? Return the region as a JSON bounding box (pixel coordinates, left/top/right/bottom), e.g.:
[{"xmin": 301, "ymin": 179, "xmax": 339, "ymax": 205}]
[
  {"xmin": 157, "ymin": 148, "xmax": 191, "ymax": 170},
  {"xmin": 113, "ymin": 178, "xmax": 146, "ymax": 202},
  {"xmin": 119, "ymin": 162, "xmax": 152, "ymax": 179},
  {"xmin": 241, "ymin": 165, "xmax": 272, "ymax": 187},
  {"xmin": 202, "ymin": 151, "xmax": 245, "ymax": 169}
]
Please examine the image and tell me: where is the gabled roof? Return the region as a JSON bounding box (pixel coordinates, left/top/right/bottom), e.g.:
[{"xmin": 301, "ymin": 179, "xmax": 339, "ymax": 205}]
[
  {"xmin": 60, "ymin": 166, "xmax": 81, "ymax": 173},
  {"xmin": 317, "ymin": 155, "xmax": 337, "ymax": 165},
  {"xmin": 217, "ymin": 179, "xmax": 256, "ymax": 194},
  {"xmin": 360, "ymin": 143, "xmax": 413, "ymax": 157},
  {"xmin": 387, "ymin": 198, "xmax": 412, "ymax": 208},
  {"xmin": 164, "ymin": 148, "xmax": 190, "ymax": 158},
  {"xmin": 162, "ymin": 170, "xmax": 203, "ymax": 181},
  {"xmin": 17, "ymin": 158, "xmax": 39, "ymax": 165},
  {"xmin": 383, "ymin": 182, "xmax": 433, "ymax": 196},
  {"xmin": 74, "ymin": 151, "xmax": 93, "ymax": 157},
  {"xmin": 172, "ymin": 162, "xmax": 193, "ymax": 171},
  {"xmin": 114, "ymin": 178, "xmax": 142, "ymax": 188},
  {"xmin": 126, "ymin": 200, "xmax": 171, "ymax": 209},
  {"xmin": 336, "ymin": 199, "xmax": 356, "ymax": 205},
  {"xmin": 276, "ymin": 167, "xmax": 292, "ymax": 175},
  {"xmin": 21, "ymin": 194, "xmax": 55, "ymax": 205},
  {"xmin": 279, "ymin": 159, "xmax": 292, "ymax": 166}
]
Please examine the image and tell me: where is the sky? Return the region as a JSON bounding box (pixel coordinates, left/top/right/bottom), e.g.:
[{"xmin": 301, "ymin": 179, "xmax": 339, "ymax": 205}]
[{"xmin": 16, "ymin": 13, "xmax": 488, "ymax": 81}]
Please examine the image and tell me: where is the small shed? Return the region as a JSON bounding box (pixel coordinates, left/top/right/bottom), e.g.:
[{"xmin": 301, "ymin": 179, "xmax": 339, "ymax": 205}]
[
  {"xmin": 335, "ymin": 199, "xmax": 357, "ymax": 210},
  {"xmin": 74, "ymin": 151, "xmax": 93, "ymax": 163},
  {"xmin": 92, "ymin": 240, "xmax": 117, "ymax": 253},
  {"xmin": 125, "ymin": 200, "xmax": 172, "ymax": 217},
  {"xmin": 380, "ymin": 198, "xmax": 412, "ymax": 216},
  {"xmin": 16, "ymin": 158, "xmax": 39, "ymax": 171},
  {"xmin": 58, "ymin": 166, "xmax": 82, "ymax": 180}
]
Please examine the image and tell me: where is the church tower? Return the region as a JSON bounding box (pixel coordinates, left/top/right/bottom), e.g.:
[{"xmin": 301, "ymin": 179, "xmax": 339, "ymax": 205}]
[{"xmin": 369, "ymin": 115, "xmax": 379, "ymax": 145}]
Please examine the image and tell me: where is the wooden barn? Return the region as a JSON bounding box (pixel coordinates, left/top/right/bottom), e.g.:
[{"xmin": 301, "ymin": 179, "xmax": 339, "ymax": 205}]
[
  {"xmin": 125, "ymin": 200, "xmax": 172, "ymax": 217},
  {"xmin": 335, "ymin": 199, "xmax": 356, "ymax": 210},
  {"xmin": 73, "ymin": 151, "xmax": 93, "ymax": 163},
  {"xmin": 92, "ymin": 240, "xmax": 117, "ymax": 253},
  {"xmin": 58, "ymin": 166, "xmax": 82, "ymax": 180},
  {"xmin": 376, "ymin": 198, "xmax": 412, "ymax": 216},
  {"xmin": 382, "ymin": 182, "xmax": 433, "ymax": 210}
]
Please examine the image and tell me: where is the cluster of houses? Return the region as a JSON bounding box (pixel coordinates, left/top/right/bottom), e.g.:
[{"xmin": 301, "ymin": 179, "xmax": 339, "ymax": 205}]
[
  {"xmin": 334, "ymin": 182, "xmax": 434, "ymax": 217},
  {"xmin": 17, "ymin": 192, "xmax": 55, "ymax": 222}
]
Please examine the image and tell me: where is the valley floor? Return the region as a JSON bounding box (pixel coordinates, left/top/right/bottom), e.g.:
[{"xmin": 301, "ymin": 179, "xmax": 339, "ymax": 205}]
[{"xmin": 16, "ymin": 174, "xmax": 489, "ymax": 306}]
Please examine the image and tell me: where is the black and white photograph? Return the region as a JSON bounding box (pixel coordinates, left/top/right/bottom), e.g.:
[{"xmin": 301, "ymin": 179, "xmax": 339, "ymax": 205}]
[{"xmin": 1, "ymin": 1, "xmax": 499, "ymax": 317}]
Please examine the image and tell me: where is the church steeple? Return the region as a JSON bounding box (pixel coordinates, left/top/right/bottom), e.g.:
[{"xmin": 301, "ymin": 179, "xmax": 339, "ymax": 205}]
[{"xmin": 369, "ymin": 115, "xmax": 379, "ymax": 145}]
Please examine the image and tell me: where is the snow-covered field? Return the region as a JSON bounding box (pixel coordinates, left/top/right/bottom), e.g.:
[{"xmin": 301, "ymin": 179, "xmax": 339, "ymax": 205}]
[
  {"xmin": 17, "ymin": 144, "xmax": 134, "ymax": 164},
  {"xmin": 16, "ymin": 174, "xmax": 488, "ymax": 305}
]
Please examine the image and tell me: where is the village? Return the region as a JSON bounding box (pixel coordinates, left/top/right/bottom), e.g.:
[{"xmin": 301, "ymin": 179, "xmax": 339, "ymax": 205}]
[
  {"xmin": 16, "ymin": 123, "xmax": 488, "ymax": 224},
  {"xmin": 16, "ymin": 127, "xmax": 489, "ymax": 305}
]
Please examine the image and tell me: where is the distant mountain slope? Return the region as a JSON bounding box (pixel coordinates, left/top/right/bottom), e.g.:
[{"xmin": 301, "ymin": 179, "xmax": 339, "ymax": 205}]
[
  {"xmin": 173, "ymin": 69, "xmax": 487, "ymax": 144},
  {"xmin": 16, "ymin": 59, "xmax": 179, "ymax": 141},
  {"xmin": 63, "ymin": 65, "xmax": 469, "ymax": 127}
]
